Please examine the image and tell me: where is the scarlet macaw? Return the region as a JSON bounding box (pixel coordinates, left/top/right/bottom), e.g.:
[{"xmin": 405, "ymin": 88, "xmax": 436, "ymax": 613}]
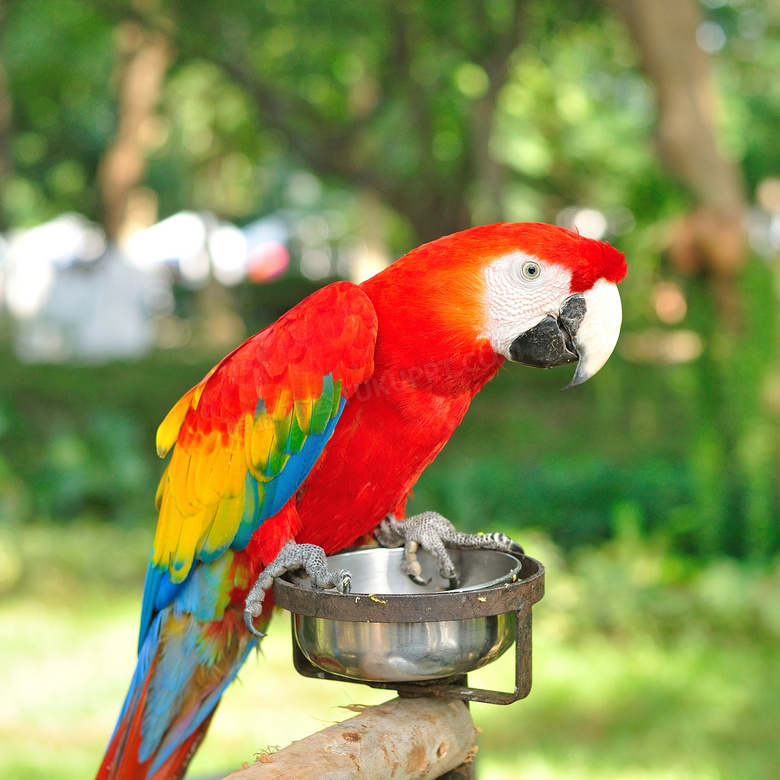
[{"xmin": 97, "ymin": 222, "xmax": 626, "ymax": 779}]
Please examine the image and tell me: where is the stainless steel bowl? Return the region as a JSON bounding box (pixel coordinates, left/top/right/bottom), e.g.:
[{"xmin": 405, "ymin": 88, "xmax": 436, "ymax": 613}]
[{"xmin": 281, "ymin": 547, "xmax": 523, "ymax": 682}]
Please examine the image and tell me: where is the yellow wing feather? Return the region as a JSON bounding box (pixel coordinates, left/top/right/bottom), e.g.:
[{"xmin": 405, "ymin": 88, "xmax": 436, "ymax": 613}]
[{"xmin": 156, "ymin": 386, "xmax": 199, "ymax": 458}]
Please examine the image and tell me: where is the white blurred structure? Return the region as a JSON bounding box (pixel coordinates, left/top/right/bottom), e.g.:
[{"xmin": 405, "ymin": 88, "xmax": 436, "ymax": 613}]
[
  {"xmin": 2, "ymin": 214, "xmax": 153, "ymax": 363},
  {"xmin": 0, "ymin": 211, "xmax": 292, "ymax": 363},
  {"xmin": 124, "ymin": 211, "xmax": 290, "ymax": 286}
]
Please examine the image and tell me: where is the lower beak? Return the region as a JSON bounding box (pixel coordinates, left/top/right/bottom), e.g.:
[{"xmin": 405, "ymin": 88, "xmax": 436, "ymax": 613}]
[{"xmin": 508, "ymin": 281, "xmax": 622, "ymax": 389}]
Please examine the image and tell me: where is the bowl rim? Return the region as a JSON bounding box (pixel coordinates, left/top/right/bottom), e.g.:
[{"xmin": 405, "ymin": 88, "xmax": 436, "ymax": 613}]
[
  {"xmin": 273, "ymin": 549, "xmax": 545, "ymax": 623},
  {"xmin": 291, "ymin": 546, "xmax": 523, "ymax": 594}
]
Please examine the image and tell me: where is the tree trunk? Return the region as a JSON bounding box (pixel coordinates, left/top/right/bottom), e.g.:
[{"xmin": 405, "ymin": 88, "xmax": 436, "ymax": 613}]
[
  {"xmin": 604, "ymin": 0, "xmax": 748, "ymax": 326},
  {"xmin": 97, "ymin": 18, "xmax": 170, "ymax": 243}
]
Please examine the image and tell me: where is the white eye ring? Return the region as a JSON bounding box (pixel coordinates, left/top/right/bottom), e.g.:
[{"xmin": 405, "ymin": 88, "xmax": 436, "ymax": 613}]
[{"xmin": 521, "ymin": 261, "xmax": 542, "ymax": 280}]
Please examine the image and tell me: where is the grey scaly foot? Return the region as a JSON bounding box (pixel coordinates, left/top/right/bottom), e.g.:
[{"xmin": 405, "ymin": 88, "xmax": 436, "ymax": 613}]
[
  {"xmin": 374, "ymin": 512, "xmax": 523, "ymax": 590},
  {"xmin": 243, "ymin": 540, "xmax": 351, "ymax": 637}
]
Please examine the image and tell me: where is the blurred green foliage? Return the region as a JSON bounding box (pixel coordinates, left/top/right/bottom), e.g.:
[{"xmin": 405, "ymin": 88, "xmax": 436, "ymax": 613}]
[
  {"xmin": 3, "ymin": 1, "xmax": 778, "ymax": 236},
  {"xmin": 0, "ymin": 0, "xmax": 115, "ymax": 226},
  {"xmin": 0, "ymin": 350, "xmax": 200, "ymax": 526}
]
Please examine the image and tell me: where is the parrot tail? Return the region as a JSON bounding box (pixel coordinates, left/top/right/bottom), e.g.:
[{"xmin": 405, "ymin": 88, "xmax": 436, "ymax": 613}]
[
  {"xmin": 96, "ymin": 693, "xmax": 215, "ymax": 780},
  {"xmin": 96, "ymin": 603, "xmax": 264, "ymax": 780}
]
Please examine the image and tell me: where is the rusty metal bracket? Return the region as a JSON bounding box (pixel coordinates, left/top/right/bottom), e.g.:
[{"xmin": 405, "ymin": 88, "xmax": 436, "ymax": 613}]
[{"xmin": 274, "ymin": 554, "xmax": 545, "ymax": 706}]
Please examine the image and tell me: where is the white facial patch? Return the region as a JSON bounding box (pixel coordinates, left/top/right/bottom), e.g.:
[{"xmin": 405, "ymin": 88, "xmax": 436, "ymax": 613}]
[{"xmin": 482, "ymin": 251, "xmax": 573, "ymax": 358}]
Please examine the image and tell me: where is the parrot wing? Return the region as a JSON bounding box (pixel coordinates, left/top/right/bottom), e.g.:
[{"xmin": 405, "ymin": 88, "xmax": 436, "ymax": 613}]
[{"xmin": 138, "ymin": 281, "xmax": 377, "ymax": 647}]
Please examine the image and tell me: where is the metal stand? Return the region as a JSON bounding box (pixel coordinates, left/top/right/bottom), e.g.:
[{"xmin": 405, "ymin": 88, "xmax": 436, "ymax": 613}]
[{"xmin": 275, "ymin": 554, "xmax": 545, "ymax": 706}]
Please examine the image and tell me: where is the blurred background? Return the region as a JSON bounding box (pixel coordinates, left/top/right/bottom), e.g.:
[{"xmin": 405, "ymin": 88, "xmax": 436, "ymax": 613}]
[{"xmin": 1, "ymin": 0, "xmax": 779, "ymax": 778}]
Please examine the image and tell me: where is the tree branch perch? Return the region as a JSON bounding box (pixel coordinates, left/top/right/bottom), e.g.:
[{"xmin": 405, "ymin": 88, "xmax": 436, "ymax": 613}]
[{"xmin": 220, "ymin": 697, "xmax": 477, "ymax": 780}]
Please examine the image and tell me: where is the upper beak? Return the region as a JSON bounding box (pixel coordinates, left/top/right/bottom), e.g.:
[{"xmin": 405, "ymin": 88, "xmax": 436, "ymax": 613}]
[{"xmin": 508, "ymin": 280, "xmax": 622, "ymax": 389}]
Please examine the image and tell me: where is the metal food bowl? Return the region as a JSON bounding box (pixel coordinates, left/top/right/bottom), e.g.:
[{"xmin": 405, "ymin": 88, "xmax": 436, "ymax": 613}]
[{"xmin": 272, "ymin": 547, "xmax": 543, "ymax": 687}]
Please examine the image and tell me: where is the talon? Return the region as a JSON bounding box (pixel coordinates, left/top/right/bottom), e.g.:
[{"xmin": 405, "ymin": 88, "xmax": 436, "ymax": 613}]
[
  {"xmin": 409, "ymin": 573, "xmax": 432, "ymax": 587},
  {"xmin": 340, "ymin": 571, "xmax": 352, "ymax": 594},
  {"xmin": 242, "ymin": 541, "xmax": 352, "ymax": 635},
  {"xmin": 243, "ymin": 610, "xmax": 266, "ymax": 639},
  {"xmin": 447, "ymin": 575, "xmax": 461, "ymax": 590}
]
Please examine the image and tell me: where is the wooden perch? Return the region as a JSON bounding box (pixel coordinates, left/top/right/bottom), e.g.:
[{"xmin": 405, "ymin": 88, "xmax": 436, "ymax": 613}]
[{"xmin": 221, "ymin": 697, "xmax": 476, "ymax": 780}]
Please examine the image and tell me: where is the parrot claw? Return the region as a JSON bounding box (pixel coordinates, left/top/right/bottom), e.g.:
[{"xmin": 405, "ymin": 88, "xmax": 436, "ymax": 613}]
[
  {"xmin": 243, "ymin": 541, "xmax": 352, "ymax": 637},
  {"xmin": 375, "ymin": 512, "xmax": 523, "ymax": 591},
  {"xmin": 341, "ymin": 572, "xmax": 352, "ymax": 594},
  {"xmin": 243, "ymin": 611, "xmax": 267, "ymax": 639}
]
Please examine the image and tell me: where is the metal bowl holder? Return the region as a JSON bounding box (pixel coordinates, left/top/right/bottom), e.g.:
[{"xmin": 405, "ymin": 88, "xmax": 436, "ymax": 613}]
[{"xmin": 272, "ymin": 554, "xmax": 545, "ymax": 705}]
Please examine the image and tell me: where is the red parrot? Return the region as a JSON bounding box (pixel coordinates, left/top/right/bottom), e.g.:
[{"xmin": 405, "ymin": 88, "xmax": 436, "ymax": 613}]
[{"xmin": 97, "ymin": 222, "xmax": 626, "ymax": 779}]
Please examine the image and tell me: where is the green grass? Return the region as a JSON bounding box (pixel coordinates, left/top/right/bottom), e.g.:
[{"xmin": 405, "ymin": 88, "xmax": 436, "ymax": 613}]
[{"xmin": 1, "ymin": 524, "xmax": 779, "ymax": 780}]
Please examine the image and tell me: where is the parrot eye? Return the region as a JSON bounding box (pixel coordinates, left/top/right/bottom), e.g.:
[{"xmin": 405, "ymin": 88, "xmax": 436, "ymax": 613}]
[{"xmin": 521, "ymin": 261, "xmax": 541, "ymax": 280}]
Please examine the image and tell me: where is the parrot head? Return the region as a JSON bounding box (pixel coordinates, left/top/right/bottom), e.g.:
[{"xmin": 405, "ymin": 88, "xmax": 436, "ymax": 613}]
[
  {"xmin": 363, "ymin": 221, "xmax": 627, "ymax": 390},
  {"xmin": 479, "ymin": 222, "xmax": 626, "ymax": 388}
]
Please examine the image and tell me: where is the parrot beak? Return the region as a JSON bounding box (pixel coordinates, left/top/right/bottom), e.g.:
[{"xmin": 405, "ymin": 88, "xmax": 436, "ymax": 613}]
[{"xmin": 508, "ymin": 280, "xmax": 622, "ymax": 389}]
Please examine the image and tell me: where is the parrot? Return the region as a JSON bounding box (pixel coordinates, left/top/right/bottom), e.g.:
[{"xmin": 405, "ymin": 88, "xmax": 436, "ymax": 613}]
[{"xmin": 96, "ymin": 221, "xmax": 626, "ymax": 779}]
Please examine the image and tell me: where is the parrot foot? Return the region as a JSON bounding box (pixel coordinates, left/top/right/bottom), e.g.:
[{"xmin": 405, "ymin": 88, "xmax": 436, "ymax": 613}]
[
  {"xmin": 243, "ymin": 541, "xmax": 351, "ymax": 638},
  {"xmin": 375, "ymin": 512, "xmax": 523, "ymax": 590}
]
